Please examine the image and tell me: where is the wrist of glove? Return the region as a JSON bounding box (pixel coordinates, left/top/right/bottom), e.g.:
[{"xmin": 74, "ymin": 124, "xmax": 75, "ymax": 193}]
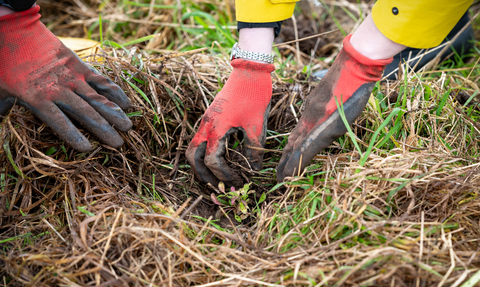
[
  {"xmin": 0, "ymin": 6, "xmax": 132, "ymax": 152},
  {"xmin": 186, "ymin": 59, "xmax": 275, "ymax": 187},
  {"xmin": 277, "ymin": 34, "xmax": 393, "ymax": 181}
]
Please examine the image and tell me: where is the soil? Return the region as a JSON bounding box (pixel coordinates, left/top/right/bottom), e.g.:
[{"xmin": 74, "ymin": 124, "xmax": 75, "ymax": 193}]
[
  {"xmin": 453, "ymin": 90, "xmax": 478, "ymax": 108},
  {"xmin": 275, "ymin": 1, "xmax": 355, "ymax": 58}
]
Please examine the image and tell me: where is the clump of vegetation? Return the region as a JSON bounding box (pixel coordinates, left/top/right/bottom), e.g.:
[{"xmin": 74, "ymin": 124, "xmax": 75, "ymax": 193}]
[
  {"xmin": 211, "ymin": 182, "xmax": 266, "ymax": 222},
  {"xmin": 1, "ymin": 0, "xmax": 480, "ymax": 286}
]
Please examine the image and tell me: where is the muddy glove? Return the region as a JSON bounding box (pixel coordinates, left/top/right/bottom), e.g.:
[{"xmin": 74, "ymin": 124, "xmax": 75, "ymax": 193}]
[
  {"xmin": 0, "ymin": 6, "xmax": 132, "ymax": 152},
  {"xmin": 186, "ymin": 59, "xmax": 275, "ymax": 187},
  {"xmin": 277, "ymin": 34, "xmax": 392, "ymax": 181}
]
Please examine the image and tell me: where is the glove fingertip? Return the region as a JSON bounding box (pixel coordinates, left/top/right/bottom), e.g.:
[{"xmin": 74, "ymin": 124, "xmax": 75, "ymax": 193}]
[
  {"xmin": 114, "ymin": 93, "xmax": 131, "ymax": 110},
  {"xmin": 276, "ymin": 152, "xmax": 290, "ymax": 182},
  {"xmin": 109, "ymin": 136, "xmax": 125, "ymax": 149},
  {"xmin": 244, "ymin": 148, "xmax": 264, "ymax": 171},
  {"xmin": 276, "ymin": 172, "xmax": 285, "ymax": 183},
  {"xmin": 0, "ymin": 98, "xmax": 14, "ymax": 116},
  {"xmin": 115, "ymin": 117, "xmax": 133, "ymax": 132},
  {"xmin": 277, "ymin": 150, "xmax": 303, "ymax": 182},
  {"xmin": 87, "ymin": 80, "xmax": 131, "ymax": 110},
  {"xmin": 71, "ymin": 139, "xmax": 93, "ymax": 153},
  {"xmin": 187, "ymin": 141, "xmax": 221, "ymax": 186}
]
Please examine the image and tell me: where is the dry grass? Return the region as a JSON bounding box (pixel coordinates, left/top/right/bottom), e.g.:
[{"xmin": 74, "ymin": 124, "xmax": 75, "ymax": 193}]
[{"xmin": 1, "ymin": 0, "xmax": 480, "ymax": 286}]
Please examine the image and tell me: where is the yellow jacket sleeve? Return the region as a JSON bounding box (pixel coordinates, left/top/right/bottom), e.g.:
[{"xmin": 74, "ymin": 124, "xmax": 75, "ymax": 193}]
[
  {"xmin": 236, "ymin": 0, "xmax": 299, "ymax": 23},
  {"xmin": 372, "ymin": 0, "xmax": 472, "ymax": 49}
]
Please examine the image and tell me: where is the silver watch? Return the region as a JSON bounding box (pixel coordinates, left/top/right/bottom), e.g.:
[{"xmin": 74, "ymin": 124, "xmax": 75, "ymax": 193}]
[{"xmin": 230, "ymin": 43, "xmax": 275, "ymax": 64}]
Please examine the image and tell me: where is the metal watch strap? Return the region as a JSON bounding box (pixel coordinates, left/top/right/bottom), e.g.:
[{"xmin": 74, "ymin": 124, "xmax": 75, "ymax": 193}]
[
  {"xmin": 230, "ymin": 43, "xmax": 275, "ymax": 64},
  {"xmin": 0, "ymin": 0, "xmax": 36, "ymax": 11}
]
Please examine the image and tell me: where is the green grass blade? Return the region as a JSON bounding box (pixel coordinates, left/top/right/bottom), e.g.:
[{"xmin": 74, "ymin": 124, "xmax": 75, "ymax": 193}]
[
  {"xmin": 460, "ymin": 269, "xmax": 480, "ymax": 287},
  {"xmin": 122, "ymin": 35, "xmax": 156, "ymax": 48},
  {"xmin": 335, "ymin": 96, "xmax": 363, "ymax": 157},
  {"xmin": 124, "ymin": 1, "xmax": 175, "ymax": 9},
  {"xmin": 360, "ymin": 108, "xmax": 400, "ymax": 166},
  {"xmin": 99, "ymin": 14, "xmax": 103, "ymax": 45},
  {"xmin": 3, "ymin": 140, "xmax": 26, "ymax": 179},
  {"xmin": 182, "ymin": 11, "xmax": 236, "ymax": 46}
]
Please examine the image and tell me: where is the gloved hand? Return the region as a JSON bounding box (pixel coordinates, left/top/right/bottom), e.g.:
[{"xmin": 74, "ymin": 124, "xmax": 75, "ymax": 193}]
[
  {"xmin": 277, "ymin": 34, "xmax": 392, "ymax": 181},
  {"xmin": 186, "ymin": 59, "xmax": 275, "ymax": 187},
  {"xmin": 0, "ymin": 6, "xmax": 132, "ymax": 152}
]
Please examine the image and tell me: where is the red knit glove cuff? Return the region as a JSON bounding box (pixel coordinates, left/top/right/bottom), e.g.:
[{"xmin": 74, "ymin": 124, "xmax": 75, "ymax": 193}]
[
  {"xmin": 0, "ymin": 5, "xmax": 40, "ymax": 32},
  {"xmin": 231, "ymin": 58, "xmax": 275, "ymax": 73},
  {"xmin": 228, "ymin": 59, "xmax": 275, "ymax": 104}
]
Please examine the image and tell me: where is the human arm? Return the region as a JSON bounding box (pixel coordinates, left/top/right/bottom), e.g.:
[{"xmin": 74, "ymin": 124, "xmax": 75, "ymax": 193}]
[{"xmin": 0, "ymin": 5, "xmax": 133, "ymax": 152}]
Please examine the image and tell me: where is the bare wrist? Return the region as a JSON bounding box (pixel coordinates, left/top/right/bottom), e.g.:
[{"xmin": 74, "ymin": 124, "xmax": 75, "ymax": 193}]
[
  {"xmin": 350, "ymin": 14, "xmax": 405, "ymax": 60},
  {"xmin": 236, "ymin": 28, "xmax": 274, "ymax": 64},
  {"xmin": 0, "ymin": 5, "xmax": 15, "ymax": 16}
]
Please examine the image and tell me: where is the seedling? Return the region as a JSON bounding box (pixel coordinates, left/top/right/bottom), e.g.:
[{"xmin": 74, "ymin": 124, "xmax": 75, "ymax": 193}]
[{"xmin": 211, "ymin": 182, "xmax": 255, "ymax": 222}]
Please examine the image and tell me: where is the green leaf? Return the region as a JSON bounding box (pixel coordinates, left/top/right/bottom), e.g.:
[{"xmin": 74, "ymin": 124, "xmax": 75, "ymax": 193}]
[
  {"xmin": 218, "ymin": 182, "xmax": 225, "ymax": 194},
  {"xmin": 460, "ymin": 269, "xmax": 480, "ymax": 287},
  {"xmin": 190, "ymin": 215, "xmax": 229, "ymax": 232},
  {"xmin": 103, "ymin": 40, "xmax": 124, "ymax": 50},
  {"xmin": 77, "ymin": 206, "xmax": 95, "ymax": 217},
  {"xmin": 239, "ymin": 201, "xmax": 248, "ymax": 214},
  {"xmin": 182, "ymin": 11, "xmax": 236, "ymax": 46},
  {"xmin": 0, "ymin": 233, "xmax": 33, "ymax": 244},
  {"xmin": 234, "ymin": 214, "xmax": 242, "ymax": 223},
  {"xmin": 335, "ymin": 96, "xmax": 363, "ymax": 157},
  {"xmin": 123, "ymin": 1, "xmax": 175, "ymax": 9},
  {"xmin": 121, "ymin": 35, "xmax": 156, "ymax": 48},
  {"xmin": 211, "ymin": 193, "xmax": 223, "ymax": 206},
  {"xmin": 258, "ymin": 192, "xmax": 266, "ymax": 204},
  {"xmin": 3, "ymin": 140, "xmax": 27, "ymax": 179},
  {"xmin": 360, "ymin": 108, "xmax": 400, "ymax": 166},
  {"xmin": 127, "ymin": 81, "xmax": 154, "ymax": 110},
  {"xmin": 99, "ymin": 14, "xmax": 103, "ymax": 44},
  {"xmin": 126, "ymin": 111, "xmax": 143, "ymax": 117},
  {"xmin": 436, "ymin": 90, "xmax": 450, "ymax": 116},
  {"xmin": 45, "ymin": 147, "xmax": 57, "ymax": 156}
]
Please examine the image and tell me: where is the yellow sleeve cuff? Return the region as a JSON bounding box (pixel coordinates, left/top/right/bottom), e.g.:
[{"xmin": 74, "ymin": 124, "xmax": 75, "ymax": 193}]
[
  {"xmin": 236, "ymin": 0, "xmax": 299, "ymax": 23},
  {"xmin": 372, "ymin": 0, "xmax": 472, "ymax": 49}
]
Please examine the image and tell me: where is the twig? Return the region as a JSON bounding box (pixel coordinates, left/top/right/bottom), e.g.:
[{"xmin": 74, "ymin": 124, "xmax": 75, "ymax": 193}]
[
  {"xmin": 273, "ymin": 29, "xmax": 340, "ymax": 47},
  {"xmin": 147, "ymin": 47, "xmax": 207, "ymax": 62},
  {"xmin": 42, "ymin": 218, "xmax": 67, "ymax": 243},
  {"xmin": 179, "ymin": 195, "xmax": 204, "ymax": 220}
]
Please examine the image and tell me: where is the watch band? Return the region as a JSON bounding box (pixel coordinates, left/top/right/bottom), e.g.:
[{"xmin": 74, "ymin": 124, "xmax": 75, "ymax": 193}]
[
  {"xmin": 230, "ymin": 43, "xmax": 275, "ymax": 64},
  {"xmin": 0, "ymin": 0, "xmax": 36, "ymax": 11}
]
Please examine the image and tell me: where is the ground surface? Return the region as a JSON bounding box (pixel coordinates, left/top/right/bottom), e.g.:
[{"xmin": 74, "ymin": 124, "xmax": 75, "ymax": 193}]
[{"xmin": 1, "ymin": 0, "xmax": 480, "ymax": 286}]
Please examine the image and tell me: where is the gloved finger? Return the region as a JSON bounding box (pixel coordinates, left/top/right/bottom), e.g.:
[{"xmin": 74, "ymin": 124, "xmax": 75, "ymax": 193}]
[
  {"xmin": 242, "ymin": 128, "xmax": 266, "ymax": 171},
  {"xmin": 84, "ymin": 65, "xmax": 131, "ymax": 110},
  {"xmin": 21, "ymin": 100, "xmax": 92, "ymax": 152},
  {"xmin": 204, "ymin": 128, "xmax": 244, "ymax": 187},
  {"xmin": 0, "ymin": 97, "xmax": 15, "ymax": 116},
  {"xmin": 54, "ymin": 91, "xmax": 124, "ymax": 149},
  {"xmin": 242, "ymin": 103, "xmax": 269, "ymax": 171},
  {"xmin": 277, "ymin": 85, "xmax": 372, "ymax": 182},
  {"xmin": 75, "ymin": 82, "xmax": 132, "ymax": 132},
  {"xmin": 276, "ymin": 123, "xmax": 309, "ymax": 181},
  {"xmin": 186, "ymin": 140, "xmax": 220, "ymax": 187},
  {"xmin": 277, "ymin": 115, "xmax": 347, "ymax": 182}
]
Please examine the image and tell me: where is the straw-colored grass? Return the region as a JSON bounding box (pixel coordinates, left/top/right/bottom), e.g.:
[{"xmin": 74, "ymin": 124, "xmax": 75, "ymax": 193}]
[{"xmin": 1, "ymin": 0, "xmax": 480, "ymax": 286}]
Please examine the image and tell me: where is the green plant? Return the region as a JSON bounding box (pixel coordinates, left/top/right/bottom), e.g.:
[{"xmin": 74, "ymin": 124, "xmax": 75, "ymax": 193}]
[{"xmin": 211, "ymin": 182, "xmax": 257, "ymax": 222}]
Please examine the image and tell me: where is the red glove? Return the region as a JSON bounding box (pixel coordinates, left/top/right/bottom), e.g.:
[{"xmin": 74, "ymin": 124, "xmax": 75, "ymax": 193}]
[
  {"xmin": 186, "ymin": 59, "xmax": 275, "ymax": 187},
  {"xmin": 0, "ymin": 7, "xmax": 132, "ymax": 152},
  {"xmin": 277, "ymin": 34, "xmax": 392, "ymax": 181}
]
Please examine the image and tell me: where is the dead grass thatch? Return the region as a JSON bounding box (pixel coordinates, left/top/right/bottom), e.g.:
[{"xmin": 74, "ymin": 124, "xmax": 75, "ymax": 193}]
[{"xmin": 1, "ymin": 0, "xmax": 480, "ymax": 286}]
